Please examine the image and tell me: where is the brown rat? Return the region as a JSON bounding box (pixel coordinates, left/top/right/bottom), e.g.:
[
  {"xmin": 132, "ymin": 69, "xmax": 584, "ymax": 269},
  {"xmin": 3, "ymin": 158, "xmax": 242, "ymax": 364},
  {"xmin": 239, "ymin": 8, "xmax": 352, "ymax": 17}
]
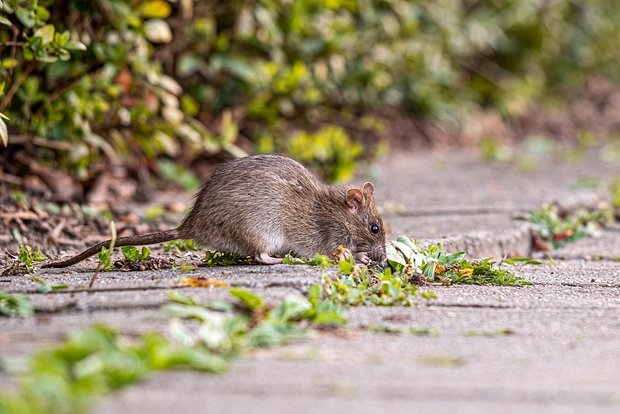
[{"xmin": 42, "ymin": 154, "xmax": 387, "ymax": 268}]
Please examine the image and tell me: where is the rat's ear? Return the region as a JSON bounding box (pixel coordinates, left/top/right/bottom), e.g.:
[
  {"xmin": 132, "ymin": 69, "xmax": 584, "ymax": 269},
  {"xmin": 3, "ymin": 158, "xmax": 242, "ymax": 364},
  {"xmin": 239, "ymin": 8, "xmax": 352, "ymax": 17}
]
[
  {"xmin": 346, "ymin": 188, "xmax": 364, "ymax": 212},
  {"xmin": 363, "ymin": 182, "xmax": 374, "ymax": 197}
]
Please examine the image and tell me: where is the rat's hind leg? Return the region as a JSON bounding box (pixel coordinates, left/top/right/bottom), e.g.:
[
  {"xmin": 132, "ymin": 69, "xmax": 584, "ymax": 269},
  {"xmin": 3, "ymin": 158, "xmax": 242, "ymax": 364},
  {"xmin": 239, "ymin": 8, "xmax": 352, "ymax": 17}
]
[{"xmin": 254, "ymin": 252, "xmax": 283, "ymax": 265}]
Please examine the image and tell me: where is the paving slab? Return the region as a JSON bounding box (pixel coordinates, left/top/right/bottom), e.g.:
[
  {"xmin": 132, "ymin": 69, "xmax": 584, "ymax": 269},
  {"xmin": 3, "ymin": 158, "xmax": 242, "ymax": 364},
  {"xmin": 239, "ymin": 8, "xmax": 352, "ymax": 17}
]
[
  {"xmin": 1, "ymin": 264, "xmax": 323, "ymax": 294},
  {"xmin": 373, "ymin": 150, "xmax": 617, "ymax": 212},
  {"xmin": 92, "ymin": 259, "xmax": 620, "ymax": 414}
]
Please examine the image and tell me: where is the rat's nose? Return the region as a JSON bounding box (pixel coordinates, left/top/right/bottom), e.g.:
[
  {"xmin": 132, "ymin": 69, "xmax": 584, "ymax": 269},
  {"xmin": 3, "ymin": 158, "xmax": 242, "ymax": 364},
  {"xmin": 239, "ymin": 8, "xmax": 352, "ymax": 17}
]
[{"xmin": 370, "ymin": 245, "xmax": 387, "ymax": 269}]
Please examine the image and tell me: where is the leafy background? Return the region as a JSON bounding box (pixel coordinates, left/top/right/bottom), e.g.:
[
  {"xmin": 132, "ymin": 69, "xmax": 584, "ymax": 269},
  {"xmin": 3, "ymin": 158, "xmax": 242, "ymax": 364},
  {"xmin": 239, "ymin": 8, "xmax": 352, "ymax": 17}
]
[{"xmin": 1, "ymin": 0, "xmax": 620, "ymax": 195}]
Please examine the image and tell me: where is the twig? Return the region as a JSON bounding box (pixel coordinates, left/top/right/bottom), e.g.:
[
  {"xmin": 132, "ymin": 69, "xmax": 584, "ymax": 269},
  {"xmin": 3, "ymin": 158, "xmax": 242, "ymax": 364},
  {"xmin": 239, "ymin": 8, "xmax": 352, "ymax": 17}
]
[
  {"xmin": 8, "ymin": 134, "xmax": 74, "ymax": 150},
  {"xmin": 50, "ymin": 218, "xmax": 66, "ymax": 240},
  {"xmin": 88, "ymin": 261, "xmax": 103, "ymax": 289},
  {"xmin": 0, "ymin": 210, "xmax": 40, "ymax": 222},
  {"xmin": 0, "ymin": 171, "xmax": 24, "ymax": 186},
  {"xmin": 6, "ymin": 24, "xmax": 20, "ymax": 82}
]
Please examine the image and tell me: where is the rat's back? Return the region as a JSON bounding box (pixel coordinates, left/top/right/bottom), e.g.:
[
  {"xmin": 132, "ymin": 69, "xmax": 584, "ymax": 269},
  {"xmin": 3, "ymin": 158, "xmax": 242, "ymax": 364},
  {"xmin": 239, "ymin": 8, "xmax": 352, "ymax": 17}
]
[{"xmin": 180, "ymin": 155, "xmax": 323, "ymax": 257}]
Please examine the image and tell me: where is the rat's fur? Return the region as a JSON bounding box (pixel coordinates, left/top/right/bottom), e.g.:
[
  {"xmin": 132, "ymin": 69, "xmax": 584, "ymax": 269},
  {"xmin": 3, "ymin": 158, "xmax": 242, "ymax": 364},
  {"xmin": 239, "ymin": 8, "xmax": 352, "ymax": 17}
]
[{"xmin": 43, "ymin": 155, "xmax": 386, "ymax": 268}]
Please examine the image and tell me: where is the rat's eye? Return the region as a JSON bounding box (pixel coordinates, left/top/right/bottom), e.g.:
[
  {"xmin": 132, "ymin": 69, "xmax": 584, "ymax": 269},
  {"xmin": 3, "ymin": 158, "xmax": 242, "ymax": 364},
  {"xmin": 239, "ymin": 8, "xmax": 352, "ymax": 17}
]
[{"xmin": 370, "ymin": 223, "xmax": 380, "ymax": 234}]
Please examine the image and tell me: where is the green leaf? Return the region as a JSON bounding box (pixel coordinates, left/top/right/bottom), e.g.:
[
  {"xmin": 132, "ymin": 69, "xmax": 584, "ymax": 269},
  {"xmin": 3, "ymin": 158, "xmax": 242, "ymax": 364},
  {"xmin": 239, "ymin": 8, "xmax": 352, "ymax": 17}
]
[
  {"xmin": 142, "ymin": 1, "xmax": 172, "ymax": 18},
  {"xmin": 143, "ymin": 19, "xmax": 172, "ymax": 43},
  {"xmin": 167, "ymin": 290, "xmax": 198, "ymax": 306},
  {"xmin": 34, "ymin": 24, "xmax": 55, "ymax": 43},
  {"xmin": 15, "ymin": 8, "xmax": 35, "ymax": 28},
  {"xmin": 162, "ymin": 346, "xmax": 229, "ymax": 373},
  {"xmin": 35, "ymin": 6, "xmax": 50, "ymax": 20},
  {"xmin": 219, "ymin": 110, "xmax": 238, "ymax": 145},
  {"xmin": 230, "ymin": 288, "xmax": 264, "ymax": 311},
  {"xmin": 1, "ymin": 57, "xmax": 18, "ymax": 69},
  {"xmin": 443, "ymin": 251, "xmax": 466, "ymax": 265},
  {"xmin": 338, "ymin": 259, "xmax": 355, "ymax": 275},
  {"xmin": 307, "ymin": 284, "xmax": 321, "ymax": 304},
  {"xmin": 163, "ymin": 303, "xmax": 216, "ymax": 321},
  {"xmin": 422, "ymin": 261, "xmax": 437, "ymax": 281},
  {"xmin": 0, "ymin": 16, "xmax": 12, "ymax": 27},
  {"xmin": 269, "ymin": 295, "xmax": 312, "ymax": 322},
  {"xmin": 54, "ymin": 30, "xmax": 70, "ymax": 47},
  {"xmin": 312, "ymin": 312, "xmax": 347, "ymax": 325},
  {"xmin": 36, "ymin": 54, "xmax": 58, "ymax": 63},
  {"xmin": 23, "ymin": 48, "xmax": 34, "ymax": 60},
  {"xmin": 203, "ymin": 250, "xmax": 251, "ymax": 266},
  {"xmin": 503, "ymin": 257, "xmax": 543, "ymax": 266},
  {"xmin": 397, "ymin": 235, "xmax": 419, "ymax": 252},
  {"xmin": 392, "ymin": 240, "xmax": 413, "ymax": 258},
  {"xmin": 164, "ymin": 239, "xmax": 202, "ymax": 253},
  {"xmin": 0, "ymin": 291, "xmax": 34, "ymax": 317},
  {"xmin": 65, "ymin": 40, "xmax": 87, "ymax": 51},
  {"xmin": 0, "ymin": 116, "xmax": 8, "ymax": 147},
  {"xmin": 121, "ymin": 246, "xmax": 138, "ymax": 261}
]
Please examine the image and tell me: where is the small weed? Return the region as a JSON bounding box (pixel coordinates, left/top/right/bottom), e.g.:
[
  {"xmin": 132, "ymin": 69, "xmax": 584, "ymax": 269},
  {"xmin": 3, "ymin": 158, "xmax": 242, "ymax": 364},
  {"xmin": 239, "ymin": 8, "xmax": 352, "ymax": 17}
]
[
  {"xmin": 308, "ymin": 237, "xmax": 528, "ymax": 308},
  {"xmin": 97, "ymin": 221, "xmax": 117, "ymax": 271},
  {"xmin": 121, "ymin": 246, "xmax": 151, "ymax": 262},
  {"xmin": 387, "ymin": 236, "xmax": 532, "ymax": 286},
  {"xmin": 204, "ymin": 251, "xmax": 252, "ymax": 266},
  {"xmin": 480, "ymin": 136, "xmax": 512, "ymax": 163},
  {"xmin": 113, "ymin": 246, "xmax": 174, "ymax": 271},
  {"xmin": 367, "ymin": 325, "xmax": 440, "ymax": 336},
  {"xmin": 0, "ymin": 289, "xmax": 345, "ymax": 412},
  {"xmin": 31, "ymin": 277, "xmax": 69, "ymax": 294},
  {"xmin": 462, "ymin": 328, "xmax": 514, "ymax": 337},
  {"xmin": 521, "ymin": 204, "xmax": 611, "ymax": 250},
  {"xmin": 164, "ymin": 239, "xmax": 202, "ymax": 253},
  {"xmin": 4, "ymin": 245, "xmax": 47, "ymax": 275},
  {"xmin": 283, "ymin": 253, "xmax": 334, "ymax": 267},
  {"xmin": 502, "ymin": 257, "xmax": 543, "ymax": 266},
  {"xmin": 17, "ymin": 244, "xmax": 46, "ymax": 273},
  {"xmin": 173, "ymin": 260, "xmax": 198, "ymax": 273},
  {"xmin": 314, "ymin": 250, "xmax": 437, "ymax": 307},
  {"xmin": 418, "ymin": 355, "xmax": 465, "ymax": 367},
  {"xmin": 98, "ymin": 246, "xmax": 114, "ymax": 271},
  {"xmin": 0, "ymin": 291, "xmax": 34, "ymax": 317}
]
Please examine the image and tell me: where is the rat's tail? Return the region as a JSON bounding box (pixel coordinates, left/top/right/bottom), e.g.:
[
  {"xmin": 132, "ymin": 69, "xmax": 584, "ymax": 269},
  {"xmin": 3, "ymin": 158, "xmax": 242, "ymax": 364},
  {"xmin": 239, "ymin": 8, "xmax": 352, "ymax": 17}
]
[{"xmin": 41, "ymin": 228, "xmax": 182, "ymax": 269}]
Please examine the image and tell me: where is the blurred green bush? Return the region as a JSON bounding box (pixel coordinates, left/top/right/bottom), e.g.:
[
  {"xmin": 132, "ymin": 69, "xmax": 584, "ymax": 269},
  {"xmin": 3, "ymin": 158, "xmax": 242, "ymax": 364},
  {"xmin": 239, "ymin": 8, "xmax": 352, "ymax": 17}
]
[{"xmin": 1, "ymin": 0, "xmax": 619, "ymax": 184}]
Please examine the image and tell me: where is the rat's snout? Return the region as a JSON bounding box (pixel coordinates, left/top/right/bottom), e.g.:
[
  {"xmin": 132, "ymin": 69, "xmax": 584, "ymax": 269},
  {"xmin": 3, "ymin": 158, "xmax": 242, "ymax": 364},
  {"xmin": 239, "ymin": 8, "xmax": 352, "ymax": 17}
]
[{"xmin": 369, "ymin": 245, "xmax": 387, "ymax": 268}]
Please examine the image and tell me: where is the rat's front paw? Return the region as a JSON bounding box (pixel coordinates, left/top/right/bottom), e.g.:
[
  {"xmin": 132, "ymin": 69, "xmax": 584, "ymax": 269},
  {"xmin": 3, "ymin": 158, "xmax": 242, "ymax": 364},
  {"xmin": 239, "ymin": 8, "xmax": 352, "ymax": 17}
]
[{"xmin": 354, "ymin": 252, "xmax": 371, "ymax": 265}]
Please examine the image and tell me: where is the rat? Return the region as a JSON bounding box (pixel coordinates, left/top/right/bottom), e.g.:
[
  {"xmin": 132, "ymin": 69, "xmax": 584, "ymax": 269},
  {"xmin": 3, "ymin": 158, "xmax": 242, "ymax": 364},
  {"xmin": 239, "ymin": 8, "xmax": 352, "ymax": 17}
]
[{"xmin": 42, "ymin": 154, "xmax": 387, "ymax": 269}]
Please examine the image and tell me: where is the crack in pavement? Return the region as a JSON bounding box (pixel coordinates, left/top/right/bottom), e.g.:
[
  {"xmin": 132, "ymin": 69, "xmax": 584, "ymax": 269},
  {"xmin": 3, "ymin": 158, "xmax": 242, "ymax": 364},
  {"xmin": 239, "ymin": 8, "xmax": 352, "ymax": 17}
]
[
  {"xmin": 385, "ymin": 207, "xmax": 525, "ymax": 217},
  {"xmin": 34, "ymin": 300, "xmax": 170, "ymax": 314},
  {"xmin": 7, "ymin": 280, "xmax": 312, "ymax": 295}
]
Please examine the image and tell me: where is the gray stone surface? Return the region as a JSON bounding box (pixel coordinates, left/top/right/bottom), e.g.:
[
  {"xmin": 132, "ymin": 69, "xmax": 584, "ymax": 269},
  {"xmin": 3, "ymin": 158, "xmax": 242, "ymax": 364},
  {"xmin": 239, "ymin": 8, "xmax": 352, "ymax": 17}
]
[{"xmin": 1, "ymin": 149, "xmax": 620, "ymax": 413}]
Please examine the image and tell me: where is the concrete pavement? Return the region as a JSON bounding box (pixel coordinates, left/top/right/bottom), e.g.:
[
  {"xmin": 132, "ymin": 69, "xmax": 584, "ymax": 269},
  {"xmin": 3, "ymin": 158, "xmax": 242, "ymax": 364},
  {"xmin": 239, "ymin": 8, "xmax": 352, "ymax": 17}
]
[{"xmin": 1, "ymin": 149, "xmax": 619, "ymax": 413}]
